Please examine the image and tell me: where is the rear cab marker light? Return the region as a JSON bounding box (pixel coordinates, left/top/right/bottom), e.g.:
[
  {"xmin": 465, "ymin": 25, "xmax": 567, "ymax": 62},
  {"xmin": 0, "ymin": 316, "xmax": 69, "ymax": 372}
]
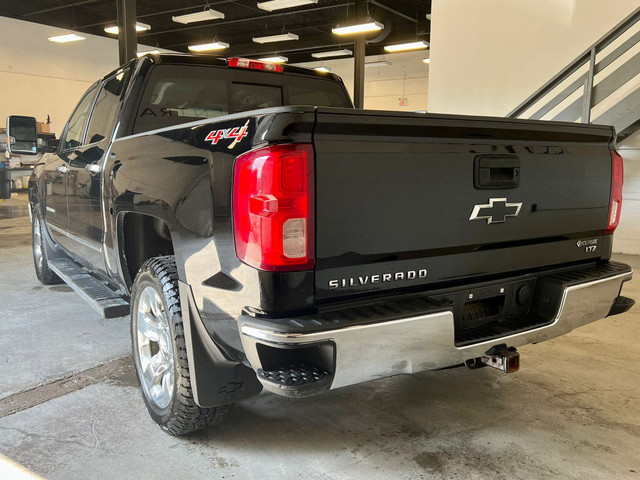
[{"xmin": 227, "ymin": 57, "xmax": 283, "ymax": 72}]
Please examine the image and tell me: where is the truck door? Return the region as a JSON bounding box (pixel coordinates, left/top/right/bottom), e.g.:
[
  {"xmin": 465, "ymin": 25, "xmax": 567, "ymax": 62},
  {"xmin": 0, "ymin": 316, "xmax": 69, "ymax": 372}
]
[
  {"xmin": 43, "ymin": 84, "xmax": 99, "ymax": 249},
  {"xmin": 66, "ymin": 69, "xmax": 130, "ymax": 271}
]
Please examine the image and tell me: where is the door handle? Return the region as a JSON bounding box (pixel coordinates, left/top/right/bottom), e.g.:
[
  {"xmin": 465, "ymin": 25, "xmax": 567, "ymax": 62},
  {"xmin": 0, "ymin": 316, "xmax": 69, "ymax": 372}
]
[
  {"xmin": 56, "ymin": 165, "xmax": 69, "ymax": 174},
  {"xmin": 85, "ymin": 164, "xmax": 101, "ymax": 174},
  {"xmin": 474, "ymin": 155, "xmax": 520, "ymax": 189}
]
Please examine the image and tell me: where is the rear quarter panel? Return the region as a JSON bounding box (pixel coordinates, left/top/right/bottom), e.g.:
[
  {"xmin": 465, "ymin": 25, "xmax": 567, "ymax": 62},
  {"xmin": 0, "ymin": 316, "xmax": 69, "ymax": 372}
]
[{"xmin": 105, "ymin": 108, "xmax": 316, "ymax": 354}]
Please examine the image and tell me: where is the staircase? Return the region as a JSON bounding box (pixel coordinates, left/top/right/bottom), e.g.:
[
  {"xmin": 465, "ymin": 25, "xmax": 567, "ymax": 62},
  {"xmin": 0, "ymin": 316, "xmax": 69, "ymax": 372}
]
[{"xmin": 507, "ymin": 7, "xmax": 640, "ymax": 142}]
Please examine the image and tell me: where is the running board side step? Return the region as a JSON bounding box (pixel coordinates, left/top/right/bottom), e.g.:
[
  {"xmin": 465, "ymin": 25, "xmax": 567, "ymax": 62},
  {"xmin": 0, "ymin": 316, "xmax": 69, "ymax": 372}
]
[{"xmin": 48, "ymin": 258, "xmax": 130, "ymax": 319}]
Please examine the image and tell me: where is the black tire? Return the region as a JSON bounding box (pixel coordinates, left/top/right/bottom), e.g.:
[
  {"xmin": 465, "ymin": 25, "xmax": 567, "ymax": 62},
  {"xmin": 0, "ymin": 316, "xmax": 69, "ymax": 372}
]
[
  {"xmin": 31, "ymin": 205, "xmax": 62, "ymax": 285},
  {"xmin": 130, "ymin": 256, "xmax": 229, "ymax": 435}
]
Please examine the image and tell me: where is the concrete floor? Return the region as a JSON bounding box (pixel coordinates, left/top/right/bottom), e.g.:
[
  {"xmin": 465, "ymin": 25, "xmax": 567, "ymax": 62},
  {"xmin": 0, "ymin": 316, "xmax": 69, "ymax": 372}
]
[{"xmin": 0, "ymin": 193, "xmax": 639, "ymax": 480}]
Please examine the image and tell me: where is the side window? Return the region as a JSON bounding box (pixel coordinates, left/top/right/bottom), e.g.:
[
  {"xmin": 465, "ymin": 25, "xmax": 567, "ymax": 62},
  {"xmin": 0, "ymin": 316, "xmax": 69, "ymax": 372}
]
[
  {"xmin": 86, "ymin": 69, "xmax": 130, "ymax": 144},
  {"xmin": 133, "ymin": 65, "xmax": 229, "ymax": 134},
  {"xmin": 62, "ymin": 86, "xmax": 98, "ymax": 150}
]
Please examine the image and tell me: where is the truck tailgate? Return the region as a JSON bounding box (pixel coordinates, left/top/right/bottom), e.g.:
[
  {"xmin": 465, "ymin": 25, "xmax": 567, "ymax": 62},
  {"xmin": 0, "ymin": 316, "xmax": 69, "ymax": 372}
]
[{"xmin": 313, "ymin": 108, "xmax": 615, "ymax": 300}]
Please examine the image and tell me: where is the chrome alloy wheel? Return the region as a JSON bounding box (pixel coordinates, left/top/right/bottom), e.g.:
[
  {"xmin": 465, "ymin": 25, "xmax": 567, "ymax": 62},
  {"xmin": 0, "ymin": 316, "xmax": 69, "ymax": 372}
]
[
  {"xmin": 32, "ymin": 215, "xmax": 44, "ymax": 271},
  {"xmin": 136, "ymin": 286, "xmax": 175, "ymax": 409}
]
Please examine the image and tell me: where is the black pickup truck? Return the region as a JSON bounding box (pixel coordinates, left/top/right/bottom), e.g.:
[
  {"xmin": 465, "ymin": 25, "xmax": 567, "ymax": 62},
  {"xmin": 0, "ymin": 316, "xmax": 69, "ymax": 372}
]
[{"xmin": 21, "ymin": 54, "xmax": 634, "ymax": 435}]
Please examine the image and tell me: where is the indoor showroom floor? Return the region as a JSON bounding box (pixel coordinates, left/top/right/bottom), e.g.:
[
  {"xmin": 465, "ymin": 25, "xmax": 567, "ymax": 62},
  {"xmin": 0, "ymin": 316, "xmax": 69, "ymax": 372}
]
[{"xmin": 0, "ymin": 193, "xmax": 639, "ymax": 480}]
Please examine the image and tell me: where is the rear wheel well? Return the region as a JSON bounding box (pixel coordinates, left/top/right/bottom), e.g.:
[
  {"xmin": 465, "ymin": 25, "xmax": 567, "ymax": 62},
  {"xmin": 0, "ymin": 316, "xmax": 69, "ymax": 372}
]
[{"xmin": 121, "ymin": 213, "xmax": 174, "ymax": 289}]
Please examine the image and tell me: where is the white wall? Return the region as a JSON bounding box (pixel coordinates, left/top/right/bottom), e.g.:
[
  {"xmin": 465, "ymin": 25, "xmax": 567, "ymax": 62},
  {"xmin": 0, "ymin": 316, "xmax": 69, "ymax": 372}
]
[
  {"xmin": 0, "ymin": 16, "xmax": 168, "ymax": 136},
  {"xmin": 616, "ymin": 132, "xmax": 640, "ymax": 254},
  {"xmin": 428, "ymin": 0, "xmax": 639, "ymax": 116},
  {"xmin": 297, "ymin": 50, "xmax": 430, "ymax": 111},
  {"xmin": 0, "ymin": 16, "xmax": 121, "ymax": 135}
]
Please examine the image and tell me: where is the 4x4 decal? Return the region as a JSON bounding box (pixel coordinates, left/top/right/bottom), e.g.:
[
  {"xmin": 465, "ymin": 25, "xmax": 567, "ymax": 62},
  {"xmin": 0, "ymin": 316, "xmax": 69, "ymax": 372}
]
[{"xmin": 205, "ymin": 124, "xmax": 249, "ymax": 147}]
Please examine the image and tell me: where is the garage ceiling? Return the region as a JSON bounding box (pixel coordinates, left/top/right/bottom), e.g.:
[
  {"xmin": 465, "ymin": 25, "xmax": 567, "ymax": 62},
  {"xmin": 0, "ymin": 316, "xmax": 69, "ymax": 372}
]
[{"xmin": 0, "ymin": 0, "xmax": 431, "ymax": 63}]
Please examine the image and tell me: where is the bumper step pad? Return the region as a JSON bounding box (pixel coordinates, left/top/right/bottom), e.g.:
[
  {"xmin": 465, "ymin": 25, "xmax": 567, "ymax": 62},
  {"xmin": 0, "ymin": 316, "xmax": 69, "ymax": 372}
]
[{"xmin": 258, "ymin": 364, "xmax": 329, "ymax": 387}]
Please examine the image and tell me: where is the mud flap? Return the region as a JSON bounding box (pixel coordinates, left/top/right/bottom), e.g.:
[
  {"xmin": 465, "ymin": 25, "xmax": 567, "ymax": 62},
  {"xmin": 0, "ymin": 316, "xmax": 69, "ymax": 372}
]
[{"xmin": 178, "ymin": 281, "xmax": 262, "ymax": 407}]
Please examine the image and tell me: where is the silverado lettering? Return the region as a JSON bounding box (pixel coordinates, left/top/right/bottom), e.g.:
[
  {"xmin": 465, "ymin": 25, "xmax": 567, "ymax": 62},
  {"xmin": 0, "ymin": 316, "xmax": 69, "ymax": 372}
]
[{"xmin": 328, "ymin": 269, "xmax": 428, "ymax": 289}]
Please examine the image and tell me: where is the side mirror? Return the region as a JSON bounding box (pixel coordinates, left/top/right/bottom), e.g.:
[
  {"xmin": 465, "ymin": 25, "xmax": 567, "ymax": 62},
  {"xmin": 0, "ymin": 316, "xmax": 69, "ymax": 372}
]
[{"xmin": 6, "ymin": 115, "xmax": 38, "ymax": 156}]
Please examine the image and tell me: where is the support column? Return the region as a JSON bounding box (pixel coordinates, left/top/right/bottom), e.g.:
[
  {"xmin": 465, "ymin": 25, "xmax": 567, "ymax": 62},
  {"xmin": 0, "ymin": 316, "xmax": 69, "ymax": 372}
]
[
  {"xmin": 353, "ymin": 0, "xmax": 367, "ymax": 109},
  {"xmin": 117, "ymin": 0, "xmax": 137, "ymax": 65},
  {"xmin": 354, "ymin": 36, "xmax": 366, "ymax": 108}
]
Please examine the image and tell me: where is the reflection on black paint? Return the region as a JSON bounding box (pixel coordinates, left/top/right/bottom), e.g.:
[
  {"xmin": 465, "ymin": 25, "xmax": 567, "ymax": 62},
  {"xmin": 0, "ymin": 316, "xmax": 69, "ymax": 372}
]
[{"xmin": 163, "ymin": 156, "xmax": 208, "ymax": 165}]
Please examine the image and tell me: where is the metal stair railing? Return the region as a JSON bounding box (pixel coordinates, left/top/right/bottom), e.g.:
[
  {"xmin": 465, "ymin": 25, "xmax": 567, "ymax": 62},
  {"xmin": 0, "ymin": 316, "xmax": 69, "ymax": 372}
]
[{"xmin": 507, "ymin": 6, "xmax": 640, "ymax": 139}]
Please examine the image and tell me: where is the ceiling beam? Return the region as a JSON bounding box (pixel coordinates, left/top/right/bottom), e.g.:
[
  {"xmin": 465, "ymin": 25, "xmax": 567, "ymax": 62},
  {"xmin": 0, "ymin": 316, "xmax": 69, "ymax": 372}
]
[
  {"xmin": 22, "ymin": 0, "xmax": 102, "ymax": 18},
  {"xmin": 283, "ymin": 41, "xmax": 393, "ymax": 63},
  {"xmin": 136, "ymin": 1, "xmax": 238, "ymax": 20},
  {"xmin": 67, "ymin": 2, "xmax": 237, "ymax": 29},
  {"xmin": 221, "ymin": 28, "xmax": 408, "ymax": 58},
  {"xmin": 136, "ymin": 3, "xmax": 354, "ymax": 39},
  {"xmin": 9, "ymin": 0, "xmax": 426, "ymax": 61},
  {"xmin": 169, "ymin": 33, "xmax": 349, "ymax": 56},
  {"xmin": 144, "ymin": 19, "xmax": 341, "ymax": 47},
  {"xmin": 370, "ymin": 1, "xmax": 419, "ymax": 23}
]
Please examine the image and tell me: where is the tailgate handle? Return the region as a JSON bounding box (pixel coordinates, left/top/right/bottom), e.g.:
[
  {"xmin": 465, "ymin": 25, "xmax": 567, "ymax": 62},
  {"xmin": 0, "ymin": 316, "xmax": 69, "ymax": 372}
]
[{"xmin": 474, "ymin": 155, "xmax": 520, "ymax": 189}]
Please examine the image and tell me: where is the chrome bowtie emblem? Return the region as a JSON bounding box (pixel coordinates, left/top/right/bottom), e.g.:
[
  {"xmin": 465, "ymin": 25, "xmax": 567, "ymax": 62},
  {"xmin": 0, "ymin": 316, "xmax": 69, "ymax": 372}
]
[{"xmin": 469, "ymin": 198, "xmax": 523, "ymax": 224}]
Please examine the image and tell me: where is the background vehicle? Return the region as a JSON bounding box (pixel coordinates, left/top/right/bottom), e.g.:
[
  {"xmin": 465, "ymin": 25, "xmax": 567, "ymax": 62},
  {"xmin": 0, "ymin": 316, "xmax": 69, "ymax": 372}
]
[{"xmin": 2, "ymin": 118, "xmax": 59, "ymax": 198}]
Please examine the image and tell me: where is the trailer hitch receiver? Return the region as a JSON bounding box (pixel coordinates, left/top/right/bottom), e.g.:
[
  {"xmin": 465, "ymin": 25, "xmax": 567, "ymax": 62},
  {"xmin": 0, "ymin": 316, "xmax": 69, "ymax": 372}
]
[
  {"xmin": 480, "ymin": 344, "xmax": 520, "ymax": 373},
  {"xmin": 466, "ymin": 344, "xmax": 520, "ymax": 373}
]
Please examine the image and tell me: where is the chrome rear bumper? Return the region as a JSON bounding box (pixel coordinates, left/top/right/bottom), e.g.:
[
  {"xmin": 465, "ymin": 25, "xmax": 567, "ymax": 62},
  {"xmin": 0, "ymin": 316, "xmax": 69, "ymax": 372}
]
[{"xmin": 239, "ymin": 269, "xmax": 632, "ymax": 395}]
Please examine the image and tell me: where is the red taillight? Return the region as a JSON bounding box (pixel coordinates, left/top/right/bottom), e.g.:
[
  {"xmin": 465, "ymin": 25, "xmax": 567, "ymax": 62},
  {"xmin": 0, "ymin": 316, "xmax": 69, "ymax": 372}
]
[
  {"xmin": 233, "ymin": 144, "xmax": 314, "ymax": 271},
  {"xmin": 606, "ymin": 149, "xmax": 624, "ymax": 234},
  {"xmin": 227, "ymin": 57, "xmax": 283, "ymax": 72}
]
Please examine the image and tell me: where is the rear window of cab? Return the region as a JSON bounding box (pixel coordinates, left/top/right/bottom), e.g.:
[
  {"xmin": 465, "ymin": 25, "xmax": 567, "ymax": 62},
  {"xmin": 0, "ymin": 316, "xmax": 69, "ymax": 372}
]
[{"xmin": 133, "ymin": 64, "xmax": 351, "ymax": 134}]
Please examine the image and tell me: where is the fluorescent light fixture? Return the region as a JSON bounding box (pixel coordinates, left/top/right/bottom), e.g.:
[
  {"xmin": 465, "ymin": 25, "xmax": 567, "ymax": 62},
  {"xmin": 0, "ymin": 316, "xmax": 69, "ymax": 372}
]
[
  {"xmin": 365, "ymin": 61, "xmax": 391, "ymax": 68},
  {"xmin": 259, "ymin": 56, "xmax": 288, "ymax": 63},
  {"xmin": 253, "ymin": 33, "xmax": 299, "ymax": 44},
  {"xmin": 172, "ymin": 9, "xmax": 225, "ymax": 24},
  {"xmin": 257, "ymin": 0, "xmax": 317, "ymax": 12},
  {"xmin": 384, "ymin": 40, "xmax": 429, "ymax": 52},
  {"xmin": 188, "ymin": 41, "xmax": 230, "ymax": 52},
  {"xmin": 137, "ymin": 50, "xmax": 160, "ymax": 57},
  {"xmin": 48, "ymin": 33, "xmax": 85, "ymax": 43},
  {"xmin": 314, "ymin": 66, "xmax": 331, "ymax": 72},
  {"xmin": 423, "ymin": 58, "xmax": 430, "ymax": 64},
  {"xmin": 104, "ymin": 22, "xmax": 151, "ymax": 34},
  {"xmin": 312, "ymin": 49, "xmax": 352, "ymax": 58},
  {"xmin": 332, "ymin": 21, "xmax": 383, "ymax": 35}
]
